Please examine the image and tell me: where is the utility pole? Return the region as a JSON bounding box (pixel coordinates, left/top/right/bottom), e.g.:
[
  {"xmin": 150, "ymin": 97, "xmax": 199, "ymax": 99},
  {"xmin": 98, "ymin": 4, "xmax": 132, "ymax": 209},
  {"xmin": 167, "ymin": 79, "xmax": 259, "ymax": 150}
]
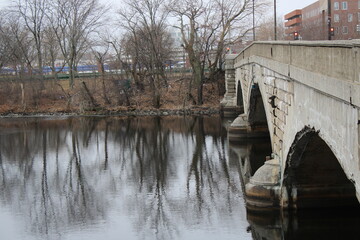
[
  {"xmin": 274, "ymin": 0, "xmax": 277, "ymax": 40},
  {"xmin": 253, "ymin": 0, "xmax": 256, "ymax": 41}
]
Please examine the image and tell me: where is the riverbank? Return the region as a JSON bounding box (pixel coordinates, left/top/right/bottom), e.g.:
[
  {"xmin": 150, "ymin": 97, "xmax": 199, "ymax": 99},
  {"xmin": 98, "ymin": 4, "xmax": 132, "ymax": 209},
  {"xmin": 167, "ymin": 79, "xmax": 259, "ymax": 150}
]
[
  {"xmin": 0, "ymin": 106, "xmax": 221, "ymax": 118},
  {"xmin": 0, "ymin": 75, "xmax": 224, "ymax": 117}
]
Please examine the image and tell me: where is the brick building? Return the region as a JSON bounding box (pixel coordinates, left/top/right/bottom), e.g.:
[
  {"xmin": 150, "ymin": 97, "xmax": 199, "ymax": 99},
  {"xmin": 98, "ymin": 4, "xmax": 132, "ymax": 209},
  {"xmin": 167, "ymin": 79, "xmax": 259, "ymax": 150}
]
[
  {"xmin": 284, "ymin": 0, "xmax": 360, "ymax": 40},
  {"xmin": 332, "ymin": 0, "xmax": 360, "ymax": 39},
  {"xmin": 284, "ymin": 10, "xmax": 302, "ymax": 40}
]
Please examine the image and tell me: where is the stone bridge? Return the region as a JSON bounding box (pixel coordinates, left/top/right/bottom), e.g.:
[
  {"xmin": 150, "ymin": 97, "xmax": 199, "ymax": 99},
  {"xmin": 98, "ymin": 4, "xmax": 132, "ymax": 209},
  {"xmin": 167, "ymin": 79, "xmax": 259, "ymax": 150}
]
[{"xmin": 222, "ymin": 41, "xmax": 360, "ymax": 209}]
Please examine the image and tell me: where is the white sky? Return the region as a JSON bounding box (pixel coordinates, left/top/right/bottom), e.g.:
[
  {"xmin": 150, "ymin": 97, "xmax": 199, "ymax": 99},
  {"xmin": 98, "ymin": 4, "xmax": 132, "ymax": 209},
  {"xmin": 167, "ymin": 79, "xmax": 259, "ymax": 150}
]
[
  {"xmin": 277, "ymin": 0, "xmax": 318, "ymax": 15},
  {"xmin": 0, "ymin": 0, "xmax": 318, "ymax": 16}
]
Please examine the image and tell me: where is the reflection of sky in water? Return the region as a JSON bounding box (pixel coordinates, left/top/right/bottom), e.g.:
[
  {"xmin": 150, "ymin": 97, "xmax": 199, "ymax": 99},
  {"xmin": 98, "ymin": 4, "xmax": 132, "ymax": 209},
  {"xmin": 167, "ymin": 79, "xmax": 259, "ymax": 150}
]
[{"xmin": 0, "ymin": 117, "xmax": 252, "ymax": 240}]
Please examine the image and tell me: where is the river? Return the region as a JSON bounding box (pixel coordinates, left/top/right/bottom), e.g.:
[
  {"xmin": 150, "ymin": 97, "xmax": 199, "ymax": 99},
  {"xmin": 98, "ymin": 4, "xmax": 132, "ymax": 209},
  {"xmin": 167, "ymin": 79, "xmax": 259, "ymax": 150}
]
[{"xmin": 0, "ymin": 116, "xmax": 358, "ymax": 240}]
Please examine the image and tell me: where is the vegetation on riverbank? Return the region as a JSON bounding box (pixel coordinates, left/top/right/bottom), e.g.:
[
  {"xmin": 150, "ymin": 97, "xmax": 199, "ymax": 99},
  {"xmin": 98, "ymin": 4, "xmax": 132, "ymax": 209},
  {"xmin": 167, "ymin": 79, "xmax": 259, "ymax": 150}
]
[
  {"xmin": 0, "ymin": 73, "xmax": 225, "ymax": 116},
  {"xmin": 0, "ymin": 0, "xmax": 269, "ymax": 116}
]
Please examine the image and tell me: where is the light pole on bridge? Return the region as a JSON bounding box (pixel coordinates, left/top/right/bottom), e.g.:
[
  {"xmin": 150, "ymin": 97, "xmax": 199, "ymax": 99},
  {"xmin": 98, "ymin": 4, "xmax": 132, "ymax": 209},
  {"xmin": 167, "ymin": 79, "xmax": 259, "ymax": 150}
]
[
  {"xmin": 274, "ymin": 0, "xmax": 277, "ymax": 40},
  {"xmin": 253, "ymin": 0, "xmax": 255, "ymax": 41}
]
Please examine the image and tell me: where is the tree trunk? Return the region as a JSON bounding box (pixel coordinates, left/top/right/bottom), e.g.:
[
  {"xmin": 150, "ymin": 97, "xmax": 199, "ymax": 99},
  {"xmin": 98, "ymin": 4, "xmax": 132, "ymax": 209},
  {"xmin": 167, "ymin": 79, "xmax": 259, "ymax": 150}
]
[
  {"xmin": 69, "ymin": 63, "xmax": 75, "ymax": 88},
  {"xmin": 197, "ymin": 82, "xmax": 203, "ymax": 105},
  {"xmin": 192, "ymin": 61, "xmax": 203, "ymax": 105},
  {"xmin": 149, "ymin": 75, "xmax": 160, "ymax": 108},
  {"xmin": 20, "ymin": 82, "xmax": 25, "ymax": 109},
  {"xmin": 101, "ymin": 74, "xmax": 111, "ymax": 105},
  {"xmin": 81, "ymin": 81, "xmax": 98, "ymax": 109},
  {"xmin": 57, "ymin": 83, "xmax": 72, "ymax": 110}
]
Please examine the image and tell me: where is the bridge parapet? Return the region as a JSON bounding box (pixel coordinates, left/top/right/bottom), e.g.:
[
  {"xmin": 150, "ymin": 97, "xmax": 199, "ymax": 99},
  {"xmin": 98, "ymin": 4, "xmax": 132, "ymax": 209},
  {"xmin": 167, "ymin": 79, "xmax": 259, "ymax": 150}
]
[{"xmin": 236, "ymin": 40, "xmax": 360, "ymax": 84}]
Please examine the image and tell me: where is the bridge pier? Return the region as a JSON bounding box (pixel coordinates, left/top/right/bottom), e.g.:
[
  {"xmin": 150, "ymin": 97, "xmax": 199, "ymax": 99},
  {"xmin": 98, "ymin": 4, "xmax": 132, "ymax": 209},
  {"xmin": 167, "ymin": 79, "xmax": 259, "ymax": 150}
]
[
  {"xmin": 245, "ymin": 158, "xmax": 281, "ymax": 209},
  {"xmin": 228, "ymin": 114, "xmax": 269, "ymax": 142},
  {"xmin": 221, "ymin": 54, "xmax": 242, "ymax": 118}
]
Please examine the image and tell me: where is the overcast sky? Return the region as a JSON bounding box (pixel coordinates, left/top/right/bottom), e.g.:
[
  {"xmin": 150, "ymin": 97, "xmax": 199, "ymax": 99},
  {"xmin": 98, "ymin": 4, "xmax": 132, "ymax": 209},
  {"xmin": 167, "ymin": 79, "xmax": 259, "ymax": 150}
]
[
  {"xmin": 0, "ymin": 0, "xmax": 317, "ymax": 18},
  {"xmin": 277, "ymin": 0, "xmax": 317, "ymax": 15}
]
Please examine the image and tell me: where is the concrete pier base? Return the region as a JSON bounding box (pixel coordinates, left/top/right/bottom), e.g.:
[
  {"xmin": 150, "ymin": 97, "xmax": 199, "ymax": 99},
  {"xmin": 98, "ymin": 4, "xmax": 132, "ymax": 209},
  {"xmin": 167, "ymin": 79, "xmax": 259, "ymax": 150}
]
[
  {"xmin": 221, "ymin": 105, "xmax": 243, "ymax": 118},
  {"xmin": 245, "ymin": 159, "xmax": 281, "ymax": 209},
  {"xmin": 228, "ymin": 114, "xmax": 269, "ymax": 142}
]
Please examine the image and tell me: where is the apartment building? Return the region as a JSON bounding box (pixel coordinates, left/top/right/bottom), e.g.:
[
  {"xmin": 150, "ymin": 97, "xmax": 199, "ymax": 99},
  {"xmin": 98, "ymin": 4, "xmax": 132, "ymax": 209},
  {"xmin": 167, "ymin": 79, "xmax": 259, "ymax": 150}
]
[
  {"xmin": 284, "ymin": 0, "xmax": 360, "ymax": 40},
  {"xmin": 284, "ymin": 9, "xmax": 302, "ymax": 40}
]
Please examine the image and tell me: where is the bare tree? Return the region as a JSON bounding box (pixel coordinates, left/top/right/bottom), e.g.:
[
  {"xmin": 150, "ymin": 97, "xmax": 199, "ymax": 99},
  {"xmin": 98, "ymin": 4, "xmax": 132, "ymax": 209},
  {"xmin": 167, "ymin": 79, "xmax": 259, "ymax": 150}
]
[
  {"xmin": 0, "ymin": 11, "xmax": 35, "ymax": 77},
  {"xmin": 206, "ymin": 0, "xmax": 254, "ymax": 81},
  {"xmin": 107, "ymin": 35, "xmax": 133, "ymax": 78},
  {"xmin": 43, "ymin": 26, "xmax": 63, "ymax": 79},
  {"xmin": 256, "ymin": 16, "xmax": 286, "ymax": 41},
  {"xmin": 120, "ymin": 29, "xmax": 146, "ymax": 91},
  {"xmin": 0, "ymin": 15, "xmax": 10, "ymax": 70},
  {"xmin": 0, "ymin": 40, "xmax": 6, "ymax": 70},
  {"xmin": 107, "ymin": 36, "xmax": 134, "ymax": 106},
  {"xmin": 0, "ymin": 11, "xmax": 38, "ymax": 108},
  {"xmin": 118, "ymin": 0, "xmax": 173, "ymax": 108},
  {"xmin": 47, "ymin": 0, "xmax": 108, "ymax": 88},
  {"xmin": 15, "ymin": 0, "xmax": 49, "ymax": 78},
  {"xmin": 90, "ymin": 36, "xmax": 111, "ymax": 104},
  {"xmin": 301, "ymin": 18, "xmax": 327, "ymax": 40},
  {"xmin": 168, "ymin": 0, "xmax": 268, "ymax": 105}
]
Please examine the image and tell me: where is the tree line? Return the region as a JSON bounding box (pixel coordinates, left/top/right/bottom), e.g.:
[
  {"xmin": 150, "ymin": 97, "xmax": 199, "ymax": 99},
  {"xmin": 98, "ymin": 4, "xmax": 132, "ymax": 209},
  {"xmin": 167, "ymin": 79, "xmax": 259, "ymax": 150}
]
[{"xmin": 0, "ymin": 0, "xmax": 270, "ymax": 108}]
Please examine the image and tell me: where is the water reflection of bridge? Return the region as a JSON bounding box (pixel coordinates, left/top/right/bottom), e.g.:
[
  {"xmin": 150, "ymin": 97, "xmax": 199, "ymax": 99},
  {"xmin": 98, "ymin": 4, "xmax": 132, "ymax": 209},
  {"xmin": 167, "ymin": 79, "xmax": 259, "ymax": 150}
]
[{"xmin": 228, "ymin": 139, "xmax": 360, "ymax": 240}]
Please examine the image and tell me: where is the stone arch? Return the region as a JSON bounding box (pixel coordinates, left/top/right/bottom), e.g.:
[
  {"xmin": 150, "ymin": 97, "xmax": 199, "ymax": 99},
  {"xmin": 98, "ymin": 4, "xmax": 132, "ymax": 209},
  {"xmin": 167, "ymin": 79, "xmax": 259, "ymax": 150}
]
[
  {"xmin": 247, "ymin": 83, "xmax": 269, "ymax": 135},
  {"xmin": 283, "ymin": 126, "xmax": 358, "ymax": 209},
  {"xmin": 236, "ymin": 80, "xmax": 244, "ymax": 114}
]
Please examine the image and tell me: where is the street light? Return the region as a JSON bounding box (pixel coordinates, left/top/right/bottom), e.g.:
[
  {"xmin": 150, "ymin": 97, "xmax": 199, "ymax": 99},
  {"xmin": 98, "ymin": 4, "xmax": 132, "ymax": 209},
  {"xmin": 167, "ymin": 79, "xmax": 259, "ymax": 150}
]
[
  {"xmin": 274, "ymin": 0, "xmax": 277, "ymax": 40},
  {"xmin": 253, "ymin": 0, "xmax": 255, "ymax": 41},
  {"xmin": 327, "ymin": 0, "xmax": 332, "ymax": 40}
]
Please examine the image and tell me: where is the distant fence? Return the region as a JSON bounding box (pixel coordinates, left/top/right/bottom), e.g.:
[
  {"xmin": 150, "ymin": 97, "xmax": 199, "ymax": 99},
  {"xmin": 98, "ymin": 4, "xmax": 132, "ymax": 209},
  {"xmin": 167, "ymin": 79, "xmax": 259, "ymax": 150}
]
[{"xmin": 0, "ymin": 66, "xmax": 195, "ymax": 82}]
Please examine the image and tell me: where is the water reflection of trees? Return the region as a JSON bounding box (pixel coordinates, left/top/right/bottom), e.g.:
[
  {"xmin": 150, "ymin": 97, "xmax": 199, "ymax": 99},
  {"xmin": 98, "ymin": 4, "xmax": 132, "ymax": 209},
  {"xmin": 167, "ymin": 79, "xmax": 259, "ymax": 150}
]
[
  {"xmin": 187, "ymin": 118, "xmax": 234, "ymax": 214},
  {"xmin": 0, "ymin": 119, "xmax": 107, "ymax": 238},
  {"xmin": 0, "ymin": 116, "xmax": 246, "ymax": 239}
]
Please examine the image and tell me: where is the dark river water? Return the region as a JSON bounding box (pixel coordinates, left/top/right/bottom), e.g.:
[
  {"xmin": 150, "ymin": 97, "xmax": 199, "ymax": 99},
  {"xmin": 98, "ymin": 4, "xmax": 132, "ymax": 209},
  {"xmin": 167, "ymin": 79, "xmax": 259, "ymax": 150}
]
[{"xmin": 0, "ymin": 116, "xmax": 359, "ymax": 240}]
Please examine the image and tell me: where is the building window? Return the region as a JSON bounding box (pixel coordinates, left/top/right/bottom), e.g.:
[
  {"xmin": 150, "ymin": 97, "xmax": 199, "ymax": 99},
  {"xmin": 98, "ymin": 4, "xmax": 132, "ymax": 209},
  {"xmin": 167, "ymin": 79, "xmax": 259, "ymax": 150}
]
[
  {"xmin": 358, "ymin": 0, "xmax": 360, "ymax": 9},
  {"xmin": 334, "ymin": 14, "xmax": 340, "ymax": 22},
  {"xmin": 343, "ymin": 26, "xmax": 348, "ymax": 34},
  {"xmin": 335, "ymin": 27, "xmax": 339, "ymax": 34},
  {"xmin": 342, "ymin": 1, "xmax": 348, "ymax": 10},
  {"xmin": 358, "ymin": 12, "xmax": 360, "ymax": 22},
  {"xmin": 335, "ymin": 2, "xmax": 340, "ymax": 10},
  {"xmin": 348, "ymin": 13, "xmax": 353, "ymax": 22}
]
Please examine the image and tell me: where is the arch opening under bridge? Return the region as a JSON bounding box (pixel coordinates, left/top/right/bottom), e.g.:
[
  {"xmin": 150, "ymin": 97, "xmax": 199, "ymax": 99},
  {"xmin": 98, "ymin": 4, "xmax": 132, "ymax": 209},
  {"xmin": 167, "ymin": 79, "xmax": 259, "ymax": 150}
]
[{"xmin": 283, "ymin": 127, "xmax": 358, "ymax": 209}]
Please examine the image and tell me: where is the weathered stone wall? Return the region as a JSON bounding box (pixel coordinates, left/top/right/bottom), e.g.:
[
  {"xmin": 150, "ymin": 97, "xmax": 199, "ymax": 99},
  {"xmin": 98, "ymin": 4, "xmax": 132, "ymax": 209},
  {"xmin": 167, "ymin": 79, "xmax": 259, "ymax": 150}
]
[
  {"xmin": 261, "ymin": 68, "xmax": 294, "ymax": 163},
  {"xmin": 236, "ymin": 62, "xmax": 294, "ymax": 164}
]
